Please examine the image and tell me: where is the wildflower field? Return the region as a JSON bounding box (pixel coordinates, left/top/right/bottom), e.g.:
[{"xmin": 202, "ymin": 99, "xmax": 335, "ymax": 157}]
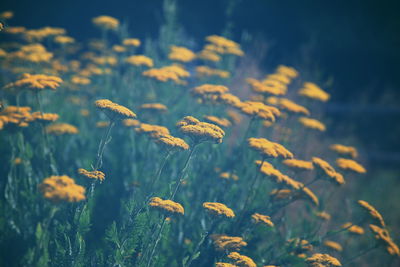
[{"xmin": 0, "ymin": 2, "xmax": 399, "ymax": 267}]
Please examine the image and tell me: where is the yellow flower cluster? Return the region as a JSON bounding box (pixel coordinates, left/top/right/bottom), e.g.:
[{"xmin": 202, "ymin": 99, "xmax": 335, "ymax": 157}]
[
  {"xmin": 94, "ymin": 99, "xmax": 136, "ymax": 120},
  {"xmin": 4, "ymin": 26, "xmax": 26, "ymax": 34},
  {"xmin": 369, "ymin": 224, "xmax": 400, "ymax": 256},
  {"xmin": 92, "ymin": 15, "xmax": 119, "ymax": 30},
  {"xmin": 78, "ymin": 168, "xmax": 105, "ymax": 182},
  {"xmin": 71, "ymin": 76, "xmax": 91, "ymax": 85},
  {"xmin": 251, "ymin": 213, "xmax": 274, "ymax": 227},
  {"xmin": 96, "ymin": 121, "xmax": 110, "ymax": 128},
  {"xmin": 122, "ymin": 119, "xmax": 140, "ymax": 128},
  {"xmin": 125, "ymin": 55, "xmax": 154, "ymax": 67},
  {"xmin": 203, "ymin": 202, "xmax": 235, "ymax": 218},
  {"xmin": 154, "ymin": 134, "xmax": 190, "ymax": 152},
  {"xmin": 192, "ymin": 84, "xmax": 229, "ymax": 101},
  {"xmin": 168, "ymin": 46, "xmax": 196, "ymax": 62},
  {"xmin": 246, "ymin": 78, "xmax": 287, "ymax": 96},
  {"xmin": 330, "ymin": 144, "xmax": 358, "ymax": 158},
  {"xmin": 123, "ymin": 38, "xmax": 141, "ymax": 47},
  {"xmin": 336, "ymin": 158, "xmax": 366, "ymax": 173},
  {"xmin": 142, "ymin": 64, "xmax": 190, "ymax": 83},
  {"xmin": 135, "ymin": 123, "xmax": 170, "ymax": 138},
  {"xmin": 54, "ymin": 35, "xmax": 75, "ymax": 44},
  {"xmin": 268, "ymin": 97, "xmax": 310, "ymax": 115},
  {"xmin": 323, "ymin": 240, "xmax": 343, "ymax": 252},
  {"xmin": 4, "ymin": 73, "xmax": 63, "ymax": 91},
  {"xmin": 211, "ymin": 235, "xmax": 247, "ymax": 251},
  {"xmin": 215, "ymin": 263, "xmax": 237, "ymax": 267},
  {"xmin": 238, "ymin": 101, "xmax": 281, "ymax": 122},
  {"xmin": 197, "ymin": 49, "xmax": 220, "ymax": 62},
  {"xmin": 341, "ymin": 222, "xmax": 364, "ymax": 235},
  {"xmin": 298, "ymin": 117, "xmax": 326, "ymax": 131},
  {"xmin": 149, "ymin": 197, "xmax": 184, "ymax": 215},
  {"xmin": 306, "ymin": 253, "xmax": 341, "ymax": 267},
  {"xmin": 91, "ymin": 56, "xmax": 117, "ymax": 66},
  {"xmin": 358, "ymin": 200, "xmax": 385, "ymax": 227},
  {"xmin": 39, "ymin": 175, "xmax": 86, "ymax": 202},
  {"xmin": 276, "ymin": 65, "xmax": 299, "ymax": 79},
  {"xmin": 0, "ymin": 106, "xmax": 33, "ymax": 129},
  {"xmin": 24, "ymin": 27, "xmax": 66, "ymax": 41},
  {"xmin": 283, "ymin": 159, "xmax": 314, "ymax": 171},
  {"xmin": 219, "ymin": 172, "xmax": 239, "ymax": 181},
  {"xmin": 227, "ymin": 252, "xmax": 256, "ymax": 267},
  {"xmin": 7, "ymin": 43, "xmax": 53, "ymax": 63},
  {"xmin": 205, "ymin": 35, "xmax": 244, "ymax": 56},
  {"xmin": 216, "ymin": 93, "xmax": 242, "ymax": 107},
  {"xmin": 248, "ymin": 138, "xmax": 293, "ymax": 159},
  {"xmin": 177, "ymin": 116, "xmax": 225, "ymax": 144},
  {"xmin": 312, "ymin": 157, "xmax": 345, "ymax": 185},
  {"xmin": 204, "ymin": 116, "xmax": 231, "ymax": 128},
  {"xmin": 256, "ymin": 161, "xmax": 301, "ymax": 189},
  {"xmin": 316, "ymin": 211, "xmax": 331, "ymax": 220},
  {"xmin": 139, "ymin": 103, "xmax": 168, "ymax": 112},
  {"xmin": 31, "ymin": 112, "xmax": 59, "ymax": 123},
  {"xmin": 112, "ymin": 45, "xmax": 126, "ymax": 53},
  {"xmin": 0, "ymin": 11, "xmax": 13, "ymax": 20},
  {"xmin": 299, "ymin": 82, "xmax": 330, "ymax": 102},
  {"xmin": 45, "ymin": 123, "xmax": 79, "ymax": 135},
  {"xmin": 195, "ymin": 66, "xmax": 230, "ymax": 78}
]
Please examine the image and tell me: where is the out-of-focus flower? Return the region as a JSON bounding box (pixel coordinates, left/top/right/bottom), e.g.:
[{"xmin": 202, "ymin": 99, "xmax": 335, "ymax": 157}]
[
  {"xmin": 204, "ymin": 116, "xmax": 231, "ymax": 128},
  {"xmin": 238, "ymin": 101, "xmax": 280, "ymax": 122},
  {"xmin": 227, "ymin": 252, "xmax": 256, "ymax": 267},
  {"xmin": 177, "ymin": 116, "xmax": 225, "ymax": 144},
  {"xmin": 123, "ymin": 38, "xmax": 141, "ymax": 47},
  {"xmin": 247, "ymin": 78, "xmax": 287, "ymax": 96},
  {"xmin": 54, "ymin": 35, "xmax": 75, "ymax": 44},
  {"xmin": 341, "ymin": 222, "xmax": 364, "ymax": 235},
  {"xmin": 330, "ymin": 144, "xmax": 358, "ymax": 158},
  {"xmin": 298, "ymin": 117, "xmax": 326, "ymax": 131},
  {"xmin": 251, "ymin": 213, "xmax": 274, "ymax": 227},
  {"xmin": 211, "ymin": 235, "xmax": 247, "ymax": 251},
  {"xmin": 143, "ymin": 64, "xmax": 190, "ymax": 83},
  {"xmin": 196, "ymin": 66, "xmax": 230, "ymax": 78},
  {"xmin": 248, "ymin": 138, "xmax": 293, "ymax": 159},
  {"xmin": 139, "ymin": 103, "xmax": 167, "ymax": 113},
  {"xmin": 4, "ymin": 73, "xmax": 62, "ymax": 91},
  {"xmin": 203, "ymin": 202, "xmax": 235, "ymax": 218},
  {"xmin": 299, "ymin": 82, "xmax": 330, "ymax": 102},
  {"xmin": 46, "ymin": 123, "xmax": 78, "ymax": 135},
  {"xmin": 358, "ymin": 200, "xmax": 385, "ymax": 227},
  {"xmin": 92, "ymin": 15, "xmax": 119, "ymax": 30},
  {"xmin": 323, "ymin": 240, "xmax": 343, "ymax": 252},
  {"xmin": 306, "ymin": 253, "xmax": 341, "ymax": 267},
  {"xmin": 336, "ymin": 158, "xmax": 366, "ymax": 174},
  {"xmin": 369, "ymin": 224, "xmax": 400, "ymax": 256},
  {"xmin": 94, "ymin": 99, "xmax": 136, "ymax": 120},
  {"xmin": 39, "ymin": 175, "xmax": 85, "ymax": 202},
  {"xmin": 312, "ymin": 157, "xmax": 345, "ymax": 185},
  {"xmin": 168, "ymin": 45, "xmax": 196, "ymax": 62},
  {"xmin": 125, "ymin": 55, "xmax": 153, "ymax": 67},
  {"xmin": 283, "ymin": 159, "xmax": 314, "ymax": 171},
  {"xmin": 149, "ymin": 197, "xmax": 184, "ymax": 215}
]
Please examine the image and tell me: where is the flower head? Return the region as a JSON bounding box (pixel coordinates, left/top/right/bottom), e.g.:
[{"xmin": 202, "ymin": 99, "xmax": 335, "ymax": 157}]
[
  {"xmin": 341, "ymin": 222, "xmax": 364, "ymax": 235},
  {"xmin": 39, "ymin": 175, "xmax": 85, "ymax": 202},
  {"xmin": 78, "ymin": 168, "xmax": 105, "ymax": 182},
  {"xmin": 177, "ymin": 116, "xmax": 225, "ymax": 144},
  {"xmin": 330, "ymin": 144, "xmax": 358, "ymax": 158},
  {"xmin": 358, "ymin": 200, "xmax": 385, "ymax": 227},
  {"xmin": 299, "ymin": 82, "xmax": 330, "ymax": 102},
  {"xmin": 4, "ymin": 73, "xmax": 62, "ymax": 91},
  {"xmin": 323, "ymin": 240, "xmax": 343, "ymax": 252},
  {"xmin": 92, "ymin": 15, "xmax": 119, "ymax": 30},
  {"xmin": 238, "ymin": 101, "xmax": 280, "ymax": 121},
  {"xmin": 211, "ymin": 235, "xmax": 247, "ymax": 251},
  {"xmin": 125, "ymin": 55, "xmax": 153, "ymax": 67},
  {"xmin": 123, "ymin": 38, "xmax": 141, "ymax": 47},
  {"xmin": 336, "ymin": 158, "xmax": 366, "ymax": 174},
  {"xmin": 283, "ymin": 159, "xmax": 313, "ymax": 171},
  {"xmin": 46, "ymin": 123, "xmax": 78, "ymax": 135},
  {"xmin": 312, "ymin": 157, "xmax": 345, "ymax": 185},
  {"xmin": 204, "ymin": 116, "xmax": 231, "ymax": 128},
  {"xmin": 203, "ymin": 202, "xmax": 235, "ymax": 218},
  {"xmin": 154, "ymin": 134, "xmax": 189, "ymax": 152},
  {"xmin": 227, "ymin": 252, "xmax": 256, "ymax": 267},
  {"xmin": 168, "ymin": 45, "xmax": 196, "ymax": 62},
  {"xmin": 94, "ymin": 99, "xmax": 136, "ymax": 120},
  {"xmin": 306, "ymin": 253, "xmax": 341, "ymax": 267},
  {"xmin": 251, "ymin": 213, "xmax": 274, "ymax": 227},
  {"xmin": 149, "ymin": 197, "xmax": 184, "ymax": 215},
  {"xmin": 248, "ymin": 138, "xmax": 293, "ymax": 159},
  {"xmin": 299, "ymin": 117, "xmax": 326, "ymax": 131}
]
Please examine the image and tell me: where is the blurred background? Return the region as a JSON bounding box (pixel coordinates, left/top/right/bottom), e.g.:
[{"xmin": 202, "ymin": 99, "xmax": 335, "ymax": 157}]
[{"xmin": 2, "ymin": 0, "xmax": 400, "ymax": 230}]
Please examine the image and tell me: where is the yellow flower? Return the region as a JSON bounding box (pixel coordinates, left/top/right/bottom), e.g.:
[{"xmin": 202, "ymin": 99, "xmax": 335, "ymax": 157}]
[
  {"xmin": 341, "ymin": 222, "xmax": 364, "ymax": 235},
  {"xmin": 197, "ymin": 49, "xmax": 221, "ymax": 62},
  {"xmin": 80, "ymin": 109, "xmax": 90, "ymax": 117},
  {"xmin": 0, "ymin": 106, "xmax": 33, "ymax": 128},
  {"xmin": 336, "ymin": 158, "xmax": 366, "ymax": 174},
  {"xmin": 306, "ymin": 253, "xmax": 341, "ymax": 267},
  {"xmin": 39, "ymin": 175, "xmax": 85, "ymax": 203},
  {"xmin": 46, "ymin": 123, "xmax": 79, "ymax": 135},
  {"xmin": 125, "ymin": 55, "xmax": 154, "ymax": 67},
  {"xmin": 54, "ymin": 35, "xmax": 75, "ymax": 44},
  {"xmin": 31, "ymin": 112, "xmax": 59, "ymax": 123},
  {"xmin": 358, "ymin": 200, "xmax": 385, "ymax": 227},
  {"xmin": 256, "ymin": 161, "xmax": 302, "ymax": 190},
  {"xmin": 204, "ymin": 116, "xmax": 232, "ymax": 128},
  {"xmin": 135, "ymin": 123, "xmax": 170, "ymax": 138},
  {"xmin": 94, "ymin": 99, "xmax": 136, "ymax": 120},
  {"xmin": 265, "ymin": 73, "xmax": 291, "ymax": 84},
  {"xmin": 238, "ymin": 101, "xmax": 280, "ymax": 122},
  {"xmin": 323, "ymin": 240, "xmax": 343, "ymax": 252},
  {"xmin": 154, "ymin": 134, "xmax": 190, "ymax": 152},
  {"xmin": 283, "ymin": 159, "xmax": 314, "ymax": 171},
  {"xmin": 211, "ymin": 235, "xmax": 247, "ymax": 251},
  {"xmin": 24, "ymin": 27, "xmax": 66, "ymax": 42},
  {"xmin": 78, "ymin": 168, "xmax": 105, "ymax": 182},
  {"xmin": 196, "ymin": 66, "xmax": 230, "ymax": 78},
  {"xmin": 272, "ymin": 98, "xmax": 310, "ymax": 115},
  {"xmin": 369, "ymin": 224, "xmax": 400, "ymax": 256},
  {"xmin": 312, "ymin": 157, "xmax": 345, "ymax": 185},
  {"xmin": 302, "ymin": 187, "xmax": 319, "ymax": 206},
  {"xmin": 92, "ymin": 15, "xmax": 119, "ymax": 30},
  {"xmin": 276, "ymin": 65, "xmax": 299, "ymax": 78},
  {"xmin": 71, "ymin": 76, "xmax": 91, "ymax": 85},
  {"xmin": 139, "ymin": 103, "xmax": 168, "ymax": 113},
  {"xmin": 4, "ymin": 73, "xmax": 62, "ymax": 91},
  {"xmin": 226, "ymin": 109, "xmax": 242, "ymax": 124},
  {"xmin": 217, "ymin": 93, "xmax": 242, "ymax": 107},
  {"xmin": 299, "ymin": 82, "xmax": 330, "ymax": 102},
  {"xmin": 177, "ymin": 116, "xmax": 225, "ymax": 144},
  {"xmin": 270, "ymin": 188, "xmax": 293, "ymax": 200},
  {"xmin": 192, "ymin": 84, "xmax": 229, "ymax": 100},
  {"xmin": 330, "ymin": 144, "xmax": 358, "ymax": 158},
  {"xmin": 123, "ymin": 38, "xmax": 141, "ymax": 47},
  {"xmin": 14, "ymin": 158, "xmax": 22, "ymax": 165},
  {"xmin": 227, "ymin": 252, "xmax": 256, "ymax": 267},
  {"xmin": 248, "ymin": 138, "xmax": 293, "ymax": 159},
  {"xmin": 149, "ymin": 197, "xmax": 184, "ymax": 215},
  {"xmin": 168, "ymin": 45, "xmax": 196, "ymax": 62},
  {"xmin": 205, "ymin": 35, "xmax": 243, "ymax": 56},
  {"xmin": 4, "ymin": 26, "xmax": 26, "ymax": 34},
  {"xmin": 122, "ymin": 119, "xmax": 140, "ymax": 128},
  {"xmin": 215, "ymin": 263, "xmax": 238, "ymax": 267},
  {"xmin": 298, "ymin": 117, "xmax": 326, "ymax": 131},
  {"xmin": 142, "ymin": 65, "xmax": 190, "ymax": 83},
  {"xmin": 112, "ymin": 45, "xmax": 126, "ymax": 53},
  {"xmin": 316, "ymin": 211, "xmax": 331, "ymax": 220},
  {"xmin": 219, "ymin": 172, "xmax": 239, "ymax": 181},
  {"xmin": 203, "ymin": 202, "xmax": 235, "ymax": 218},
  {"xmin": 96, "ymin": 121, "xmax": 110, "ymax": 128},
  {"xmin": 0, "ymin": 11, "xmax": 13, "ymax": 20},
  {"xmin": 91, "ymin": 56, "xmax": 117, "ymax": 66},
  {"xmin": 251, "ymin": 213, "xmax": 274, "ymax": 227},
  {"xmin": 247, "ymin": 78, "xmax": 287, "ymax": 96}
]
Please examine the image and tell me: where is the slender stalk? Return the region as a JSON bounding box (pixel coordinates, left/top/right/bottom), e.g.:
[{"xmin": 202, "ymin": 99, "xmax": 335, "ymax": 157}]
[
  {"xmin": 169, "ymin": 144, "xmax": 197, "ymax": 200},
  {"xmin": 94, "ymin": 119, "xmax": 115, "ymax": 171},
  {"xmin": 146, "ymin": 216, "xmax": 167, "ymax": 267}
]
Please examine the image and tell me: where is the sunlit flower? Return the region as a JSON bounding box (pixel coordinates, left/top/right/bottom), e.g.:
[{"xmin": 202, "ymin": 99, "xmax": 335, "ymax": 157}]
[
  {"xmin": 122, "ymin": 119, "xmax": 140, "ymax": 128},
  {"xmin": 92, "ymin": 15, "xmax": 119, "ymax": 30},
  {"xmin": 123, "ymin": 38, "xmax": 141, "ymax": 47},
  {"xmin": 217, "ymin": 93, "xmax": 242, "ymax": 108},
  {"xmin": 135, "ymin": 123, "xmax": 170, "ymax": 138},
  {"xmin": 306, "ymin": 253, "xmax": 341, "ymax": 267},
  {"xmin": 312, "ymin": 157, "xmax": 345, "ymax": 185},
  {"xmin": 112, "ymin": 45, "xmax": 126, "ymax": 53},
  {"xmin": 341, "ymin": 222, "xmax": 364, "ymax": 235},
  {"xmin": 246, "ymin": 78, "xmax": 286, "ymax": 96},
  {"xmin": 211, "ymin": 235, "xmax": 247, "ymax": 251},
  {"xmin": 192, "ymin": 84, "xmax": 229, "ymax": 101},
  {"xmin": 270, "ymin": 98, "xmax": 310, "ymax": 115},
  {"xmin": 154, "ymin": 134, "xmax": 190, "ymax": 152},
  {"xmin": 95, "ymin": 99, "xmax": 136, "ymax": 120},
  {"xmin": 302, "ymin": 187, "xmax": 319, "ymax": 206},
  {"xmin": 71, "ymin": 76, "xmax": 91, "ymax": 85},
  {"xmin": 177, "ymin": 116, "xmax": 225, "ymax": 144},
  {"xmin": 139, "ymin": 103, "xmax": 168, "ymax": 113},
  {"xmin": 316, "ymin": 211, "xmax": 331, "ymax": 220},
  {"xmin": 283, "ymin": 159, "xmax": 314, "ymax": 171},
  {"xmin": 4, "ymin": 73, "xmax": 62, "ymax": 91},
  {"xmin": 31, "ymin": 112, "xmax": 59, "ymax": 123},
  {"xmin": 203, "ymin": 202, "xmax": 235, "ymax": 218},
  {"xmin": 256, "ymin": 161, "xmax": 302, "ymax": 190},
  {"xmin": 358, "ymin": 200, "xmax": 385, "ymax": 227},
  {"xmin": 196, "ymin": 66, "xmax": 230, "ymax": 78},
  {"xmin": 204, "ymin": 116, "xmax": 231, "ymax": 128},
  {"xmin": 265, "ymin": 73, "xmax": 291, "ymax": 84},
  {"xmin": 298, "ymin": 117, "xmax": 326, "ymax": 131},
  {"xmin": 329, "ymin": 144, "xmax": 358, "ymax": 158},
  {"xmin": 369, "ymin": 224, "xmax": 400, "ymax": 256},
  {"xmin": 336, "ymin": 158, "xmax": 366, "ymax": 174},
  {"xmin": 149, "ymin": 197, "xmax": 184, "ymax": 215},
  {"xmin": 324, "ymin": 240, "xmax": 343, "ymax": 252},
  {"xmin": 143, "ymin": 64, "xmax": 190, "ymax": 83},
  {"xmin": 78, "ymin": 168, "xmax": 105, "ymax": 182},
  {"xmin": 0, "ymin": 106, "xmax": 34, "ymax": 128},
  {"xmin": 299, "ymin": 82, "xmax": 330, "ymax": 102},
  {"xmin": 197, "ymin": 49, "xmax": 221, "ymax": 62},
  {"xmin": 276, "ymin": 65, "xmax": 299, "ymax": 78},
  {"xmin": 24, "ymin": 27, "xmax": 66, "ymax": 42},
  {"xmin": 46, "ymin": 123, "xmax": 78, "ymax": 135},
  {"xmin": 251, "ymin": 213, "xmax": 274, "ymax": 227},
  {"xmin": 248, "ymin": 138, "xmax": 293, "ymax": 159},
  {"xmin": 227, "ymin": 252, "xmax": 256, "ymax": 267},
  {"xmin": 205, "ymin": 35, "xmax": 243, "ymax": 56},
  {"xmin": 168, "ymin": 45, "xmax": 196, "ymax": 62},
  {"xmin": 39, "ymin": 175, "xmax": 85, "ymax": 202},
  {"xmin": 125, "ymin": 55, "xmax": 154, "ymax": 67},
  {"xmin": 238, "ymin": 101, "xmax": 280, "ymax": 122},
  {"xmin": 54, "ymin": 35, "xmax": 75, "ymax": 44}
]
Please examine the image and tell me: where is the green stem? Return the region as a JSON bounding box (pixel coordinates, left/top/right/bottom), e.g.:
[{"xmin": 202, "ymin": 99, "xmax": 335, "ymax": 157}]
[
  {"xmin": 146, "ymin": 216, "xmax": 167, "ymax": 267},
  {"xmin": 94, "ymin": 119, "xmax": 115, "ymax": 170}
]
